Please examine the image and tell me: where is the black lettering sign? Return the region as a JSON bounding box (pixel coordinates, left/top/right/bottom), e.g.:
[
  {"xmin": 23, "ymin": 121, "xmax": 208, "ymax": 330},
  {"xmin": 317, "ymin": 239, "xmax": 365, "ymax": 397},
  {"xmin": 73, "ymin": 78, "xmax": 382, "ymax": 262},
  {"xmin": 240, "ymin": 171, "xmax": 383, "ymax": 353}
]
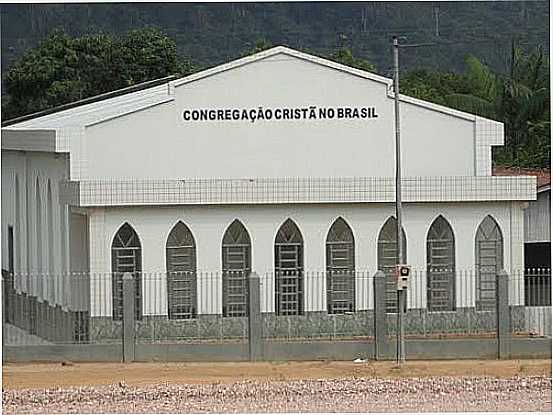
[{"xmin": 182, "ymin": 106, "xmax": 379, "ymax": 122}]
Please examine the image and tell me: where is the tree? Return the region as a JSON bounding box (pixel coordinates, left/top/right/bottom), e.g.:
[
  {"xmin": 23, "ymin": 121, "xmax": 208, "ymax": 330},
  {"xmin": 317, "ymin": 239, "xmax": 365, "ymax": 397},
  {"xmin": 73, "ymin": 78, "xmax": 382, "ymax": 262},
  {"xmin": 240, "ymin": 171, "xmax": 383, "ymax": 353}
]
[
  {"xmin": 328, "ymin": 48, "xmax": 375, "ymax": 72},
  {"xmin": 441, "ymin": 55, "xmax": 500, "ymax": 120},
  {"xmin": 242, "ymin": 38, "xmax": 273, "ymax": 56},
  {"xmin": 3, "ymin": 28, "xmax": 194, "ymax": 120},
  {"xmin": 443, "ymin": 47, "xmax": 550, "ymax": 167},
  {"xmin": 400, "ymin": 69, "xmax": 471, "ymax": 106},
  {"xmin": 495, "ymin": 45, "xmax": 550, "ymax": 167},
  {"xmin": 401, "ymin": 46, "xmax": 550, "ymax": 168}
]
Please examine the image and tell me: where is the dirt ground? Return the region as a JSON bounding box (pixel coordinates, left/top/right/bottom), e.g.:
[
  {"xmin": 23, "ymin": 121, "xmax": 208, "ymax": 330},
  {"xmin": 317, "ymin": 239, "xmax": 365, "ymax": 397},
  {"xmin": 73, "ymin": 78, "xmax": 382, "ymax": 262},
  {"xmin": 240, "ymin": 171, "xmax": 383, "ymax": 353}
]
[{"xmin": 3, "ymin": 359, "xmax": 551, "ymax": 390}]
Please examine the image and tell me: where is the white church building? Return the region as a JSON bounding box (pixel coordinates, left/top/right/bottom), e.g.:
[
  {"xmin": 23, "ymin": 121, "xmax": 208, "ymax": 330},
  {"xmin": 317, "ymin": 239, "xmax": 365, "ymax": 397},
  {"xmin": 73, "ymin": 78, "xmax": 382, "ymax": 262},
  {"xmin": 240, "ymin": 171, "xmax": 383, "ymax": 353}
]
[{"xmin": 1, "ymin": 46, "xmax": 536, "ymax": 337}]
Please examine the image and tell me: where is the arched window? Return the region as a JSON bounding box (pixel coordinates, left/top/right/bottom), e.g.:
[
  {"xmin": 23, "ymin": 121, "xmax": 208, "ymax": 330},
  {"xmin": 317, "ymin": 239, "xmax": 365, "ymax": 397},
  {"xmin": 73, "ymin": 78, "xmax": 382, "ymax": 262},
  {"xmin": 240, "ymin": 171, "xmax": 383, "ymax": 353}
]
[
  {"xmin": 166, "ymin": 222, "xmax": 196, "ymax": 319},
  {"xmin": 326, "ymin": 217, "xmax": 355, "ymax": 314},
  {"xmin": 275, "ymin": 219, "xmax": 304, "ymax": 316},
  {"xmin": 35, "ymin": 178, "xmax": 43, "ymax": 298},
  {"xmin": 111, "ymin": 223, "xmax": 142, "ymax": 320},
  {"xmin": 475, "ymin": 215, "xmax": 503, "ymax": 311},
  {"xmin": 47, "ymin": 181, "xmax": 54, "ymax": 301},
  {"xmin": 377, "ymin": 216, "xmax": 407, "ymax": 313},
  {"xmin": 426, "ymin": 215, "xmax": 456, "ymax": 311},
  {"xmin": 222, "ymin": 220, "xmax": 251, "ymax": 317},
  {"xmin": 14, "ymin": 175, "xmax": 20, "ymax": 276}
]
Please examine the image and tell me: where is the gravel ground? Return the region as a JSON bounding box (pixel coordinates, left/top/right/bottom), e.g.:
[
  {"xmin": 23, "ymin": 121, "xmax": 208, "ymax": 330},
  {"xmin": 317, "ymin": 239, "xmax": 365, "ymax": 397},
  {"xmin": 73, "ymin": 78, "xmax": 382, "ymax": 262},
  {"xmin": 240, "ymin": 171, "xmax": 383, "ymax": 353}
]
[{"xmin": 3, "ymin": 375, "xmax": 551, "ymax": 413}]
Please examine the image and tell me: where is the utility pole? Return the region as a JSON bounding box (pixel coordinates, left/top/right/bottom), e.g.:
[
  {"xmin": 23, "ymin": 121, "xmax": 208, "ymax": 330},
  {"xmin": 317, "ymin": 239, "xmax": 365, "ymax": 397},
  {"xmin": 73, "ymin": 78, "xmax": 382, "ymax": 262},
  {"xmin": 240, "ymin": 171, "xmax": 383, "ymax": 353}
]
[{"xmin": 392, "ymin": 36, "xmax": 405, "ymax": 364}]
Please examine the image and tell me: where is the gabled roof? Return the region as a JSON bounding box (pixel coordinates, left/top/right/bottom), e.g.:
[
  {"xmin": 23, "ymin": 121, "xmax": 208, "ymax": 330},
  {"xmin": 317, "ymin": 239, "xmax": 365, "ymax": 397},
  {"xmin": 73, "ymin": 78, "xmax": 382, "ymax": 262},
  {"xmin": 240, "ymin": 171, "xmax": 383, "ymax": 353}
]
[
  {"xmin": 173, "ymin": 46, "xmax": 477, "ymax": 121},
  {"xmin": 173, "ymin": 45, "xmax": 393, "ymax": 87},
  {"xmin": 3, "ymin": 45, "xmax": 483, "ymax": 132},
  {"xmin": 3, "ymin": 82, "xmax": 173, "ymax": 130},
  {"xmin": 1, "ymin": 75, "xmax": 176, "ymax": 128}
]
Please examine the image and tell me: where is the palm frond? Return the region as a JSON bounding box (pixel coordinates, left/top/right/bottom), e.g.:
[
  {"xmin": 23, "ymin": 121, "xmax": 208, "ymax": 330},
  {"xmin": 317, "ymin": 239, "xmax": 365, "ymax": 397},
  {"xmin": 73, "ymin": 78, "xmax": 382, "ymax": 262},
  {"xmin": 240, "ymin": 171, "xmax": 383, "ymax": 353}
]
[
  {"xmin": 444, "ymin": 93, "xmax": 496, "ymax": 119},
  {"xmin": 464, "ymin": 55, "xmax": 497, "ymax": 101}
]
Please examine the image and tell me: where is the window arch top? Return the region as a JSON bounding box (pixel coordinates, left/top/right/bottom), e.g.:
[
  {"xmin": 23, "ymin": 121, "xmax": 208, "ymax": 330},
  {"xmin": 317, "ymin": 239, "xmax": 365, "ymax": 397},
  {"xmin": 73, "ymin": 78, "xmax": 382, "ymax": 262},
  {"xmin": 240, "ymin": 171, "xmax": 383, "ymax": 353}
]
[
  {"xmin": 167, "ymin": 221, "xmax": 195, "ymax": 248},
  {"xmin": 427, "ymin": 215, "xmax": 454, "ymax": 241},
  {"xmin": 112, "ymin": 223, "xmax": 141, "ymax": 249},
  {"xmin": 275, "ymin": 219, "xmax": 303, "ymax": 244},
  {"xmin": 476, "ymin": 215, "xmax": 502, "ymax": 241},
  {"xmin": 378, "ymin": 216, "xmax": 407, "ymax": 243},
  {"xmin": 326, "ymin": 217, "xmax": 354, "ymax": 243},
  {"xmin": 223, "ymin": 219, "xmax": 251, "ymax": 246}
]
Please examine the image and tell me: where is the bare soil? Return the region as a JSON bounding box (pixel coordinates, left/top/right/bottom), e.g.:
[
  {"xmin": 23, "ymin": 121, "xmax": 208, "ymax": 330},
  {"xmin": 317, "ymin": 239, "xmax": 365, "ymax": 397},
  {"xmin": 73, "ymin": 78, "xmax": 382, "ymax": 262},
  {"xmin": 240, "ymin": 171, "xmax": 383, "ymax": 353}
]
[{"xmin": 3, "ymin": 359, "xmax": 551, "ymax": 390}]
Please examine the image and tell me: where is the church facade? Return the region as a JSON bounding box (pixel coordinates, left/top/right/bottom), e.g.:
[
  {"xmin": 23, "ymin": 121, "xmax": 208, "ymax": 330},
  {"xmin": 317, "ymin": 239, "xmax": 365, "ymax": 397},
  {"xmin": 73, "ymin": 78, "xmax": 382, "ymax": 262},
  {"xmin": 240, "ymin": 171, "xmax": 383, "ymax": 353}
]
[{"xmin": 1, "ymin": 47, "xmax": 535, "ymax": 338}]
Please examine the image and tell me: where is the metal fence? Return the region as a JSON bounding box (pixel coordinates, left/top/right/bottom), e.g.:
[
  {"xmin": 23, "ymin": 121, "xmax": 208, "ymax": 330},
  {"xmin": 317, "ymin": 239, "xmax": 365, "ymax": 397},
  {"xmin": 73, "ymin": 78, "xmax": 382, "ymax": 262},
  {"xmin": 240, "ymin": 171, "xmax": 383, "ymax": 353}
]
[
  {"xmin": 260, "ymin": 271, "xmax": 374, "ymax": 341},
  {"xmin": 2, "ymin": 268, "xmax": 551, "ymax": 351}
]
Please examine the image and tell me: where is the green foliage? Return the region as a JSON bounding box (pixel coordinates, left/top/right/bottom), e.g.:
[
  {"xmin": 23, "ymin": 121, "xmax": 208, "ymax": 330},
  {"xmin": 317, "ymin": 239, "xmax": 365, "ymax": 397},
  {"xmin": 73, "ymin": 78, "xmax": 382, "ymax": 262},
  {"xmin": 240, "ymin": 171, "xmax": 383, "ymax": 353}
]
[
  {"xmin": 329, "ymin": 48, "xmax": 375, "ymax": 72},
  {"xmin": 2, "ymin": 3, "xmax": 549, "ymax": 169},
  {"xmin": 444, "ymin": 93, "xmax": 497, "ymax": 119},
  {"xmin": 495, "ymin": 46, "xmax": 550, "ymax": 167},
  {"xmin": 248, "ymin": 38, "xmax": 273, "ymax": 55},
  {"xmin": 3, "ymin": 28, "xmax": 192, "ymax": 120},
  {"xmin": 463, "ymin": 55, "xmax": 498, "ymax": 102},
  {"xmin": 400, "ymin": 70, "xmax": 471, "ymax": 106},
  {"xmin": 401, "ymin": 47, "xmax": 550, "ymax": 168}
]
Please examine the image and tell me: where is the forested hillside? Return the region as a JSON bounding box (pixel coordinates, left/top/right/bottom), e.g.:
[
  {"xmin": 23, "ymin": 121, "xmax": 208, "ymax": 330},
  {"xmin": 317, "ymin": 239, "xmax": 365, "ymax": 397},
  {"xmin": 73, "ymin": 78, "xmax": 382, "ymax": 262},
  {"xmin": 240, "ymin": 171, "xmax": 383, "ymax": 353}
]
[
  {"xmin": 1, "ymin": 2, "xmax": 549, "ymax": 168},
  {"xmin": 1, "ymin": 2, "xmax": 549, "ymax": 76}
]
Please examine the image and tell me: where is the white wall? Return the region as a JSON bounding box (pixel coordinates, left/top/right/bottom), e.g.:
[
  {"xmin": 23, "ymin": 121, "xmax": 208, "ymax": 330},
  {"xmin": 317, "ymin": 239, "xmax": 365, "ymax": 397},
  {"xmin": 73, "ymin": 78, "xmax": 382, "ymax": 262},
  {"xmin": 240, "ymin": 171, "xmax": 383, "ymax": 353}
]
[
  {"xmin": 87, "ymin": 201, "xmax": 523, "ymax": 317},
  {"xmin": 524, "ymin": 190, "xmax": 551, "ymax": 243},
  {"xmin": 1, "ymin": 150, "xmax": 70, "ymax": 306},
  {"xmin": 83, "ymin": 53, "xmax": 475, "ymax": 180}
]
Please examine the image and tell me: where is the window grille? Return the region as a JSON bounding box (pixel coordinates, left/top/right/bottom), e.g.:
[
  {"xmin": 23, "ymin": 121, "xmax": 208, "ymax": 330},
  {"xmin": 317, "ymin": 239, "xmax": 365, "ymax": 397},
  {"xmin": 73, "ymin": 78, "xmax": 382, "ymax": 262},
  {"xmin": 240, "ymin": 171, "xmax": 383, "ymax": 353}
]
[
  {"xmin": 426, "ymin": 215, "xmax": 456, "ymax": 312},
  {"xmin": 525, "ymin": 268, "xmax": 552, "ymax": 306},
  {"xmin": 222, "ymin": 220, "xmax": 251, "ymax": 317},
  {"xmin": 326, "ymin": 217, "xmax": 355, "ymax": 314},
  {"xmin": 377, "ymin": 217, "xmax": 407, "ymax": 313},
  {"xmin": 475, "ymin": 215, "xmax": 503, "ymax": 311},
  {"xmin": 166, "ymin": 222, "xmax": 196, "ymax": 319},
  {"xmin": 275, "ymin": 219, "xmax": 304, "ymax": 316},
  {"xmin": 111, "ymin": 223, "xmax": 142, "ymax": 320}
]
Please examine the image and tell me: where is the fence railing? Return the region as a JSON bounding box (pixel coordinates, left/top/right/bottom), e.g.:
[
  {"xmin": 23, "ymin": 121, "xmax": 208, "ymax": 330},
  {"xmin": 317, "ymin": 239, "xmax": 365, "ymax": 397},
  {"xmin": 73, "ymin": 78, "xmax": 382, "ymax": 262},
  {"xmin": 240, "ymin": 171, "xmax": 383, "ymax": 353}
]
[{"xmin": 2, "ymin": 268, "xmax": 551, "ymax": 349}]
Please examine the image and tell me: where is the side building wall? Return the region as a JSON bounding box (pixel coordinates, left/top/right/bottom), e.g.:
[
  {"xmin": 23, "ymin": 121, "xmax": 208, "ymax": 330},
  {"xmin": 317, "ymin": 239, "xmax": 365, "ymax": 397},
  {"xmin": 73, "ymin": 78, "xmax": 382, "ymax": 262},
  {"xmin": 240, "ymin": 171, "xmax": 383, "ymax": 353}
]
[
  {"xmin": 524, "ymin": 189, "xmax": 551, "ymax": 244},
  {"xmin": 86, "ymin": 201, "xmax": 525, "ymax": 317},
  {"xmin": 1, "ymin": 150, "xmax": 72, "ymax": 307}
]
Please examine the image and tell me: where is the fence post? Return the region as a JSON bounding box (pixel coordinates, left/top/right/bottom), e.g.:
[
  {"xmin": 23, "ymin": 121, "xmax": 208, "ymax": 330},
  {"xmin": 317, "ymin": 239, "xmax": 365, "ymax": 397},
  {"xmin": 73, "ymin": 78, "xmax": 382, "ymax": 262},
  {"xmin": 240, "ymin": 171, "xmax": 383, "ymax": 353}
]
[
  {"xmin": 248, "ymin": 272, "xmax": 263, "ymax": 361},
  {"xmin": 122, "ymin": 273, "xmax": 136, "ymax": 363},
  {"xmin": 2, "ymin": 271, "xmax": 7, "ymax": 324},
  {"xmin": 373, "ymin": 270, "xmax": 387, "ymax": 360},
  {"xmin": 496, "ymin": 269, "xmax": 511, "ymax": 359},
  {"xmin": 2, "ymin": 273, "xmax": 6, "ymax": 343}
]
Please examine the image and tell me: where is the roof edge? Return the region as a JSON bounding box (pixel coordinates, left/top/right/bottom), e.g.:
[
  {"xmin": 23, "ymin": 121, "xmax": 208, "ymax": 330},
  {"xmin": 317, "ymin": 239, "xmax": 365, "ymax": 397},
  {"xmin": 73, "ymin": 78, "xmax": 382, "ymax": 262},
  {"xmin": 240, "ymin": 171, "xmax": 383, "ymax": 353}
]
[
  {"xmin": 172, "ymin": 45, "xmax": 495, "ymax": 123},
  {"xmin": 172, "ymin": 45, "xmax": 392, "ymax": 88},
  {"xmin": 2, "ymin": 75, "xmax": 177, "ymax": 128}
]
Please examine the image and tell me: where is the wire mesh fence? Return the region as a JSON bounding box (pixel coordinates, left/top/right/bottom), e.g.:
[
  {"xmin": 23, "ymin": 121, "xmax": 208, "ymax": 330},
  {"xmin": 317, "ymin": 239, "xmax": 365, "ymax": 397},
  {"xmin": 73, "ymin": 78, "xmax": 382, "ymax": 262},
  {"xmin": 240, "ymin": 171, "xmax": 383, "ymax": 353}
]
[
  {"xmin": 2, "ymin": 268, "xmax": 550, "ymax": 347},
  {"xmin": 389, "ymin": 268, "xmax": 499, "ymax": 339},
  {"xmin": 260, "ymin": 271, "xmax": 374, "ymax": 341},
  {"xmin": 516, "ymin": 268, "xmax": 551, "ymax": 337}
]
